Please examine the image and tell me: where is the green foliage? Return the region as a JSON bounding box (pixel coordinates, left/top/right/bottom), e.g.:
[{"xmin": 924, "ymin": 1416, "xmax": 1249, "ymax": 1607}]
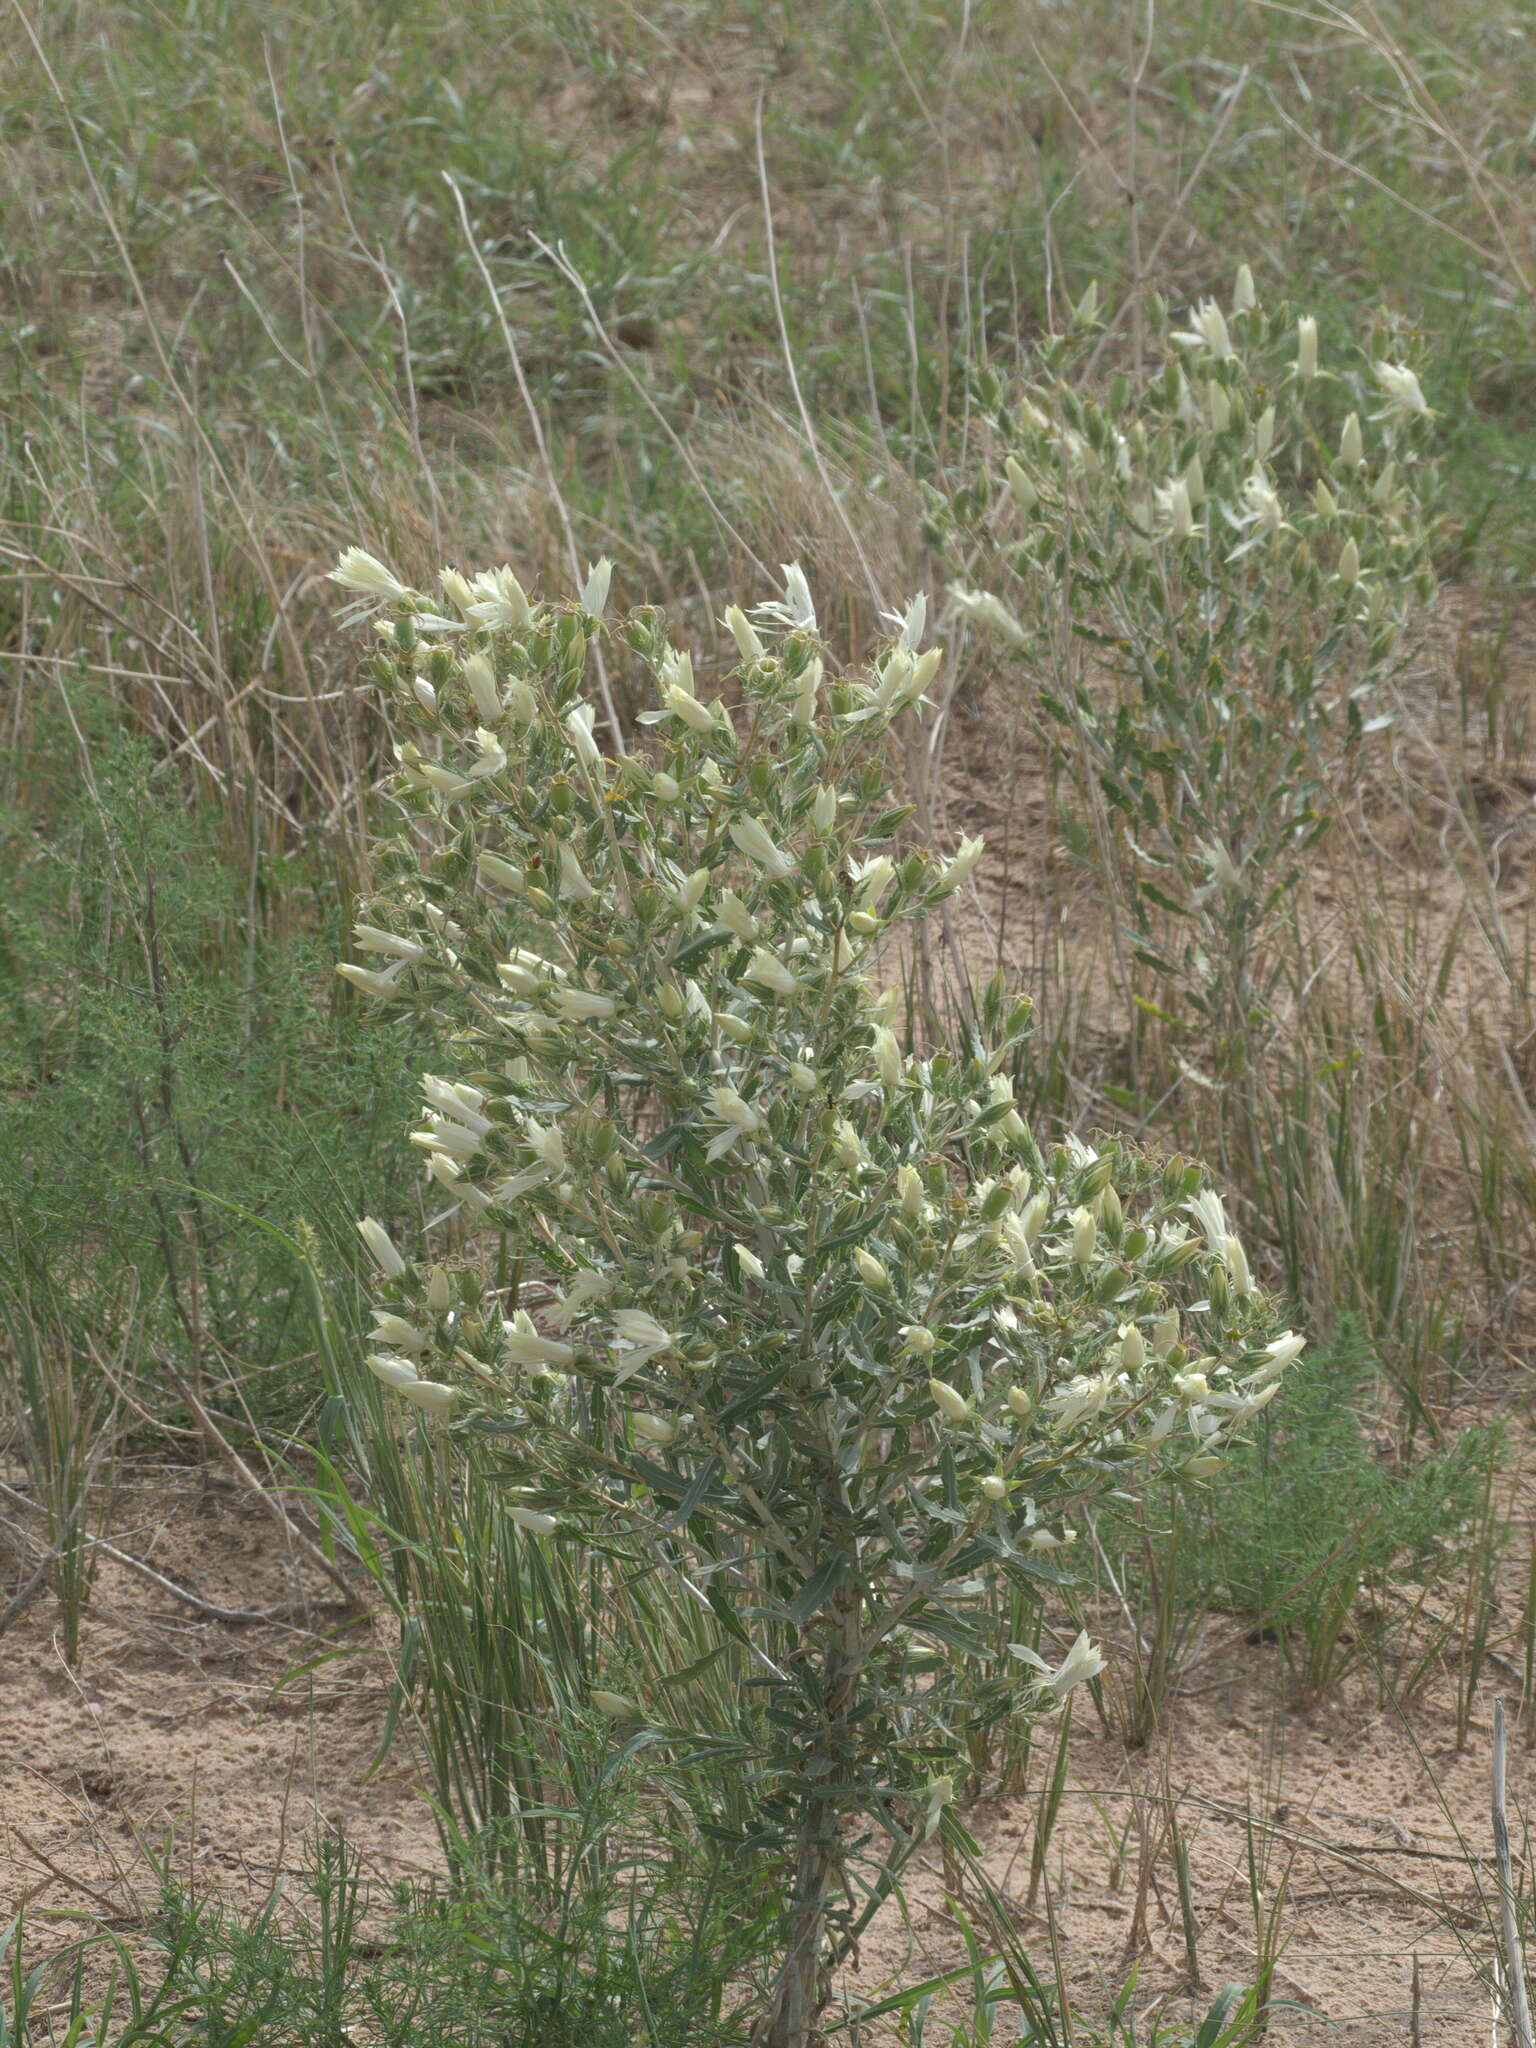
[
  {"xmin": 0, "ymin": 709, "xmax": 426, "ymax": 1438},
  {"xmin": 1102, "ymin": 1326, "xmax": 1500, "ymax": 1709},
  {"xmin": 0, "ymin": 1825, "xmax": 769, "ymax": 2046}
]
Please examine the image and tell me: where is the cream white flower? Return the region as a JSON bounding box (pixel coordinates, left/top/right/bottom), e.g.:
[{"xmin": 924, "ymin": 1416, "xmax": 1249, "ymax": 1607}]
[
  {"xmin": 1047, "ymin": 1373, "xmax": 1114, "ymax": 1429},
  {"xmin": 590, "ymin": 1688, "xmax": 641, "ymax": 1720},
  {"xmin": 558, "ymin": 844, "xmax": 597, "ymax": 902},
  {"xmin": 397, "ymin": 1378, "xmax": 456, "ymax": 1415},
  {"xmin": 1372, "ymin": 361, "xmax": 1431, "ymax": 423},
  {"xmin": 1250, "ymin": 1330, "xmax": 1306, "ymax": 1384},
  {"xmin": 507, "ymin": 1504, "xmax": 559, "ymax": 1536},
  {"xmin": 744, "ymin": 947, "xmax": 800, "ymax": 998},
  {"xmin": 1069, "ymin": 1206, "xmax": 1097, "ymax": 1265},
  {"xmin": 734, "ymin": 1243, "xmax": 766, "ymax": 1283},
  {"xmin": 1223, "ymin": 1233, "xmax": 1254, "ymax": 1296},
  {"xmin": 854, "ymin": 1247, "xmax": 890, "ymax": 1291},
  {"xmin": 665, "ymin": 680, "xmax": 716, "ymax": 733},
  {"xmin": 936, "ymin": 834, "xmax": 984, "ymax": 895},
  {"xmin": 523, "ymin": 1119, "xmax": 566, "ymax": 1174},
  {"xmin": 611, "ymin": 1310, "xmax": 675, "ymax": 1367},
  {"xmin": 357, "ymin": 1217, "xmax": 406, "ymax": 1278},
  {"xmin": 729, "ymin": 815, "xmax": 796, "ymax": 879},
  {"xmin": 1187, "ymin": 1189, "xmax": 1229, "ymax": 1254},
  {"xmin": 462, "ymin": 652, "xmax": 501, "ymax": 724},
  {"xmin": 871, "ymin": 1025, "xmax": 903, "ymax": 1089},
  {"xmin": 440, "ymin": 567, "xmax": 477, "ymax": 616},
  {"xmin": 479, "ymin": 852, "xmax": 525, "ymax": 892},
  {"xmin": 502, "ymin": 1314, "xmax": 576, "ymax": 1370},
  {"xmin": 352, "ymin": 923, "xmax": 425, "ymax": 963},
  {"xmin": 629, "ymin": 1411, "xmax": 677, "ymax": 1446},
  {"xmin": 1049, "ymin": 1630, "xmax": 1106, "ymax": 1697},
  {"xmin": 465, "ymin": 565, "xmax": 536, "ymax": 632},
  {"xmin": 705, "ymin": 1083, "xmax": 763, "ymax": 1160},
  {"xmin": 950, "ymin": 587, "xmax": 1027, "ymax": 647},
  {"xmin": 1173, "ymin": 298, "xmax": 1233, "ymax": 359},
  {"xmin": 580, "ymin": 558, "xmax": 613, "ymax": 617},
  {"xmin": 1295, "ymin": 316, "xmax": 1319, "ymax": 380},
  {"xmin": 550, "ymin": 987, "xmax": 617, "ymax": 1023},
  {"xmin": 1155, "ymin": 477, "xmax": 1196, "ymax": 541},
  {"xmin": 367, "ymin": 1351, "xmax": 420, "ymax": 1389},
  {"xmin": 564, "ymin": 702, "xmax": 601, "ymax": 768},
  {"xmin": 331, "ymin": 548, "xmax": 414, "ymax": 603},
  {"xmin": 337, "ymin": 961, "xmax": 408, "ymax": 999},
  {"xmin": 723, "ymin": 605, "xmax": 765, "ymax": 662},
  {"xmin": 928, "ymin": 1378, "xmax": 972, "ymax": 1425},
  {"xmin": 372, "ymin": 1312, "xmax": 429, "ymax": 1355}
]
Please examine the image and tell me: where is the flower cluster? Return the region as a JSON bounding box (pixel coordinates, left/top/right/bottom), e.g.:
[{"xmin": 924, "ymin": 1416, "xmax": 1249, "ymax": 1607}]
[{"xmin": 948, "ymin": 272, "xmax": 1437, "ymax": 686}]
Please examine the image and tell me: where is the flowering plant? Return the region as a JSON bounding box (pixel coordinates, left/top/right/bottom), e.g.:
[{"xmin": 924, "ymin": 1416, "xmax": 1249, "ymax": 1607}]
[
  {"xmin": 938, "ymin": 275, "xmax": 1439, "ymax": 1078},
  {"xmin": 331, "ymin": 550, "xmax": 1298, "ymax": 2046}
]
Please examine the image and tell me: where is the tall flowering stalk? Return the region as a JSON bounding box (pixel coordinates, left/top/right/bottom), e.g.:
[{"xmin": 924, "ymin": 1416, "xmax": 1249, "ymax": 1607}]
[{"xmin": 330, "ymin": 555, "xmax": 1297, "ymax": 2047}]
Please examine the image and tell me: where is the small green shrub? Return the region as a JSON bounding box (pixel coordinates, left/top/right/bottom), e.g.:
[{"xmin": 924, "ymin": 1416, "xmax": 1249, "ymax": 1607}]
[
  {"xmin": 0, "ymin": 1823, "xmax": 770, "ymax": 2046},
  {"xmin": 1101, "ymin": 1325, "xmax": 1499, "ymax": 1710},
  {"xmin": 0, "ymin": 712, "xmax": 428, "ymax": 1440}
]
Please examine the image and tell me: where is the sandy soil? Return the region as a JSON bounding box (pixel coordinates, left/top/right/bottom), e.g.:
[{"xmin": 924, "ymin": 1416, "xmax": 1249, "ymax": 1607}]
[{"xmin": 2, "ymin": 1462, "xmax": 1529, "ymax": 2044}]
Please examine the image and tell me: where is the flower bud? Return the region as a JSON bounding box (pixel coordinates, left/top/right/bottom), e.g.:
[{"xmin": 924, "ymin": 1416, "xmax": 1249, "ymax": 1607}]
[
  {"xmin": 357, "ymin": 1217, "xmax": 406, "ymax": 1278},
  {"xmin": 412, "ymin": 675, "xmax": 438, "ymax": 714},
  {"xmin": 981, "ymin": 1475, "xmax": 1007, "ymax": 1501},
  {"xmin": 630, "ymin": 1412, "xmax": 677, "ymax": 1446},
  {"xmin": 427, "ymin": 1265, "xmax": 453, "ymax": 1314},
  {"xmin": 397, "ymin": 1378, "xmax": 456, "ymax": 1415},
  {"xmin": 653, "ymin": 771, "xmax": 681, "ymax": 802},
  {"xmin": 1340, "ymin": 412, "xmax": 1364, "ymax": 467},
  {"xmin": 902, "ymin": 1326, "xmax": 937, "ymax": 1357},
  {"xmin": 898, "ymin": 1164, "xmax": 926, "ymax": 1219},
  {"xmin": 1296, "ymin": 315, "xmax": 1319, "ymax": 380},
  {"xmin": 872, "ymin": 1026, "xmax": 903, "ymax": 1089},
  {"xmin": 478, "ymin": 851, "xmax": 525, "ymax": 892},
  {"xmin": 367, "ymin": 1352, "xmax": 420, "ymax": 1389},
  {"xmin": 723, "ymin": 605, "xmax": 765, "ymax": 662},
  {"xmin": 1222, "ymin": 1234, "xmax": 1254, "ymax": 1297},
  {"xmin": 1006, "ymin": 1385, "xmax": 1033, "ymax": 1418},
  {"xmin": 1338, "ymin": 537, "xmax": 1360, "ymax": 587},
  {"xmin": 854, "ymin": 1247, "xmax": 890, "ymax": 1291},
  {"xmin": 1118, "ymin": 1323, "xmax": 1145, "ymax": 1372},
  {"xmin": 1069, "ymin": 1207, "xmax": 1097, "ymax": 1265},
  {"xmin": 1004, "ymin": 456, "xmax": 1037, "ymax": 511},
  {"xmin": 928, "ymin": 1378, "xmax": 971, "ymax": 1425},
  {"xmin": 507, "ymin": 1504, "xmax": 558, "ymax": 1536},
  {"xmin": 590, "ymin": 1689, "xmax": 641, "ymax": 1721}
]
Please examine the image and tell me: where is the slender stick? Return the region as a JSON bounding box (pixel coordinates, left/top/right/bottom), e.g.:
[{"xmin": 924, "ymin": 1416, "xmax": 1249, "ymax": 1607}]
[{"xmin": 1493, "ymin": 1700, "xmax": 1535, "ymax": 2048}]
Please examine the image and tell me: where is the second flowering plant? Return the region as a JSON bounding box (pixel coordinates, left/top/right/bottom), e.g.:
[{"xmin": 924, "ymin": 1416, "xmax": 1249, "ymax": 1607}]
[{"xmin": 331, "ymin": 551, "xmax": 1298, "ymax": 2048}]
